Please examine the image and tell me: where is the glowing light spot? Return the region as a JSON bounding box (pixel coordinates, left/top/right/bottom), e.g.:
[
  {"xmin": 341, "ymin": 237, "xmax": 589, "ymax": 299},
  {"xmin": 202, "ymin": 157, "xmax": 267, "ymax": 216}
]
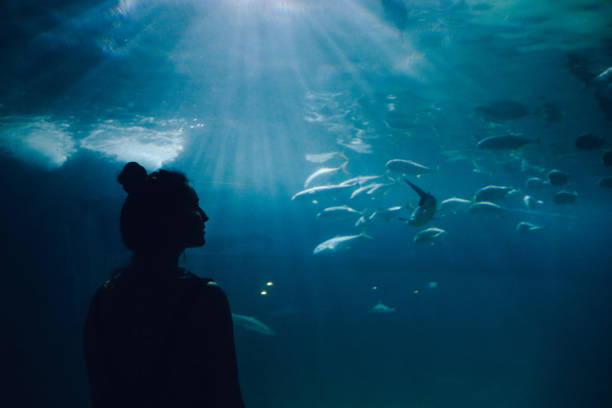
[
  {"xmin": 371, "ymin": 286, "xmax": 378, "ymax": 291},
  {"xmin": 428, "ymin": 281, "xmax": 439, "ymax": 289},
  {"xmin": 413, "ymin": 290, "xmax": 420, "ymax": 294},
  {"xmin": 260, "ymin": 290, "xmax": 268, "ymax": 296},
  {"xmin": 266, "ymin": 281, "xmax": 274, "ymax": 287}
]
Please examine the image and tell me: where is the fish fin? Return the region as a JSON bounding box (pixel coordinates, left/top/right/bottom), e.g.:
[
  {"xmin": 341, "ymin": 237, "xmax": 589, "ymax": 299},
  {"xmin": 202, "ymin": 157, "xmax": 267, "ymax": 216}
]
[
  {"xmin": 340, "ymin": 161, "xmax": 350, "ymax": 175},
  {"xmin": 339, "ymin": 151, "xmax": 349, "ymax": 161},
  {"xmin": 360, "ymin": 231, "xmax": 374, "ymax": 240}
]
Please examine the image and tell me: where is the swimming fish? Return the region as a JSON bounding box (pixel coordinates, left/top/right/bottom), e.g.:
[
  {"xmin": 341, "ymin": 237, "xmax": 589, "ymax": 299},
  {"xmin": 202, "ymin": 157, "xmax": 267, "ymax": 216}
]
[
  {"xmin": 553, "ymin": 190, "xmax": 578, "ymax": 204},
  {"xmin": 523, "ymin": 195, "xmax": 544, "ymax": 210},
  {"xmin": 385, "ymin": 159, "xmax": 434, "ymax": 176},
  {"xmin": 313, "ymin": 232, "xmax": 373, "ymax": 254},
  {"xmin": 468, "ymin": 201, "xmax": 506, "ymax": 217},
  {"xmin": 598, "ymin": 176, "xmax": 612, "ymax": 189},
  {"xmin": 516, "ymin": 221, "xmax": 544, "ymax": 233},
  {"xmin": 526, "ymin": 177, "xmax": 550, "ymax": 189},
  {"xmin": 339, "ymin": 175, "xmax": 383, "ymax": 187},
  {"xmin": 305, "ymin": 151, "xmax": 346, "ymax": 163},
  {"xmin": 595, "ymin": 66, "xmax": 612, "ymax": 82},
  {"xmin": 403, "ymin": 179, "xmax": 437, "ymax": 226},
  {"xmin": 413, "ymin": 227, "xmax": 447, "ymax": 245},
  {"xmin": 477, "ymin": 134, "xmax": 534, "ymax": 150},
  {"xmin": 602, "ymin": 151, "xmax": 612, "ymax": 166},
  {"xmin": 547, "ymin": 169, "xmax": 569, "ymax": 186},
  {"xmin": 292, "ymin": 184, "xmax": 353, "ymax": 201},
  {"xmin": 474, "ymin": 185, "xmax": 518, "ymax": 203},
  {"xmin": 437, "ymin": 197, "xmax": 472, "ymax": 215},
  {"xmin": 475, "ymin": 100, "xmax": 530, "ymax": 122},
  {"xmin": 370, "ymin": 301, "xmax": 396, "ymax": 313},
  {"xmin": 304, "ymin": 162, "xmax": 349, "ymax": 187},
  {"xmin": 575, "ymin": 133, "xmax": 605, "ymax": 150},
  {"xmin": 232, "ymin": 314, "xmax": 276, "ymax": 336},
  {"xmin": 316, "ymin": 205, "xmax": 363, "ymax": 220}
]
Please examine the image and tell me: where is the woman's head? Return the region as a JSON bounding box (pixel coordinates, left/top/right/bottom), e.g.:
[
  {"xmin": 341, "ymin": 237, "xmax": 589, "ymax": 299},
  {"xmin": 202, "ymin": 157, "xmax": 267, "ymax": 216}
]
[{"xmin": 117, "ymin": 162, "xmax": 208, "ymax": 255}]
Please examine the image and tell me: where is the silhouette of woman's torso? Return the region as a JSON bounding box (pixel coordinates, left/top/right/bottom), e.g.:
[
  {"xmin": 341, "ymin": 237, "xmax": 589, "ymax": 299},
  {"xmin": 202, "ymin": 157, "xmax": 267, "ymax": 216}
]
[{"xmin": 84, "ymin": 268, "xmax": 244, "ymax": 408}]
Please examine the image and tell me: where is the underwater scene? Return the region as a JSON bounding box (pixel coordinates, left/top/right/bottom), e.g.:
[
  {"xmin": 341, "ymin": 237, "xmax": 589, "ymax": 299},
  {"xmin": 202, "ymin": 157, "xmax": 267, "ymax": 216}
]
[{"xmin": 2, "ymin": 0, "xmax": 612, "ymax": 406}]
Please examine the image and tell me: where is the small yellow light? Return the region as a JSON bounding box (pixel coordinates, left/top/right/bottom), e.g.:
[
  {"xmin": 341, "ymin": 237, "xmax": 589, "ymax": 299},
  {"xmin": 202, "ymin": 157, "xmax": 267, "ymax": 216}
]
[
  {"xmin": 413, "ymin": 290, "xmax": 419, "ymax": 294},
  {"xmin": 260, "ymin": 290, "xmax": 268, "ymax": 296},
  {"xmin": 371, "ymin": 286, "xmax": 378, "ymax": 290},
  {"xmin": 266, "ymin": 281, "xmax": 274, "ymax": 286}
]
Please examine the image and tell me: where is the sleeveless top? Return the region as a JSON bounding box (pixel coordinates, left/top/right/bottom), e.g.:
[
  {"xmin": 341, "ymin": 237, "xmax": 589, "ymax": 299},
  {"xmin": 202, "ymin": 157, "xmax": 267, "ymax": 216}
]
[{"xmin": 83, "ymin": 268, "xmax": 244, "ymax": 408}]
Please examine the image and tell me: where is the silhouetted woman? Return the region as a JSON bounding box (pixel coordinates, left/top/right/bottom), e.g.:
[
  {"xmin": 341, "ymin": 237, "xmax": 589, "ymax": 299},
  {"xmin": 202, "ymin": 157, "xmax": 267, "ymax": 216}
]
[{"xmin": 84, "ymin": 162, "xmax": 244, "ymax": 408}]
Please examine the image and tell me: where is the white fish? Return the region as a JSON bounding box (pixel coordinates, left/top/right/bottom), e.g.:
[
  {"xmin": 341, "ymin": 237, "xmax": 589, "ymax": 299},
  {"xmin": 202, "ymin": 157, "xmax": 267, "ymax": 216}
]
[
  {"xmin": 316, "ymin": 205, "xmax": 362, "ymax": 220},
  {"xmin": 368, "ymin": 206, "xmax": 403, "ymax": 222},
  {"xmin": 516, "ymin": 221, "xmax": 544, "ymax": 233},
  {"xmin": 291, "ymin": 184, "xmax": 353, "ymax": 201},
  {"xmin": 370, "ymin": 301, "xmax": 396, "ymax": 313},
  {"xmin": 350, "ymin": 182, "xmax": 392, "ymax": 200},
  {"xmin": 413, "ymin": 227, "xmax": 447, "ymax": 245},
  {"xmin": 338, "ymin": 138, "xmax": 372, "ymax": 154},
  {"xmin": 523, "ymin": 195, "xmax": 543, "ymax": 210},
  {"xmin": 468, "ymin": 201, "xmax": 506, "ymax": 217},
  {"xmin": 231, "ymin": 314, "xmax": 276, "ymax": 336},
  {"xmin": 438, "ymin": 197, "xmax": 471, "ymax": 214},
  {"xmin": 595, "ymin": 66, "xmax": 612, "ymax": 82},
  {"xmin": 305, "ymin": 151, "xmax": 344, "ymax": 163},
  {"xmin": 525, "ymin": 177, "xmax": 550, "ymax": 189},
  {"xmin": 338, "ymin": 175, "xmax": 383, "ymax": 187},
  {"xmin": 313, "ymin": 232, "xmax": 373, "ymax": 254},
  {"xmin": 385, "ymin": 159, "xmax": 434, "ymax": 176},
  {"xmin": 304, "ymin": 162, "xmax": 349, "ymax": 187}
]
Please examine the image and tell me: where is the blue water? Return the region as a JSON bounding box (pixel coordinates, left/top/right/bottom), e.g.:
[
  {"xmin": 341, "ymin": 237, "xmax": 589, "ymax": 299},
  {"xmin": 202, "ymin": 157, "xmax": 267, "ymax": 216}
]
[{"xmin": 2, "ymin": 1, "xmax": 612, "ymax": 407}]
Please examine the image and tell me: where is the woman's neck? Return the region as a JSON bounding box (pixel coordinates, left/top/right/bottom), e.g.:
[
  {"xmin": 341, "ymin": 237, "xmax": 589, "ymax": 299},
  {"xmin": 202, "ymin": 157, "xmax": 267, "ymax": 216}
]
[{"xmin": 130, "ymin": 251, "xmax": 183, "ymax": 276}]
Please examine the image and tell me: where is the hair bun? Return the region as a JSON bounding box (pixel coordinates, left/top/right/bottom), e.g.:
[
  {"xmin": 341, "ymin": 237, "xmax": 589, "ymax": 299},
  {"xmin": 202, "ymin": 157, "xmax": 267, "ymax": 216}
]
[{"xmin": 118, "ymin": 162, "xmax": 148, "ymax": 194}]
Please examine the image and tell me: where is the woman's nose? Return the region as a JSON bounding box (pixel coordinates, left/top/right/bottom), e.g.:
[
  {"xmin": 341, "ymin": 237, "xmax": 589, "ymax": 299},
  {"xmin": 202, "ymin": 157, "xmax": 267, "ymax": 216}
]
[{"xmin": 200, "ymin": 208, "xmax": 208, "ymax": 222}]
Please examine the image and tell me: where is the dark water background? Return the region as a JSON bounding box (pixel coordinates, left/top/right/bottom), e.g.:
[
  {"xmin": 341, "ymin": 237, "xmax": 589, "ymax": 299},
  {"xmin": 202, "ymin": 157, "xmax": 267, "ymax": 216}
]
[{"xmin": 2, "ymin": 1, "xmax": 612, "ymax": 407}]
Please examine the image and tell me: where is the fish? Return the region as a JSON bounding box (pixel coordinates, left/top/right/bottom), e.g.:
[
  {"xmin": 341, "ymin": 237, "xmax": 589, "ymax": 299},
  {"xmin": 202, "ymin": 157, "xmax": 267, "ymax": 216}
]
[
  {"xmin": 413, "ymin": 227, "xmax": 447, "ymax": 245},
  {"xmin": 575, "ymin": 133, "xmax": 605, "ymax": 150},
  {"xmin": 304, "ymin": 162, "xmax": 349, "ymax": 187},
  {"xmin": 367, "ymin": 206, "xmax": 403, "ymax": 223},
  {"xmin": 313, "ymin": 232, "xmax": 373, "ymax": 254},
  {"xmin": 231, "ymin": 314, "xmax": 276, "ymax": 336},
  {"xmin": 553, "ymin": 190, "xmax": 578, "ymax": 204},
  {"xmin": 385, "ymin": 159, "xmax": 434, "ymax": 176},
  {"xmin": 292, "ymin": 184, "xmax": 353, "ymax": 201},
  {"xmin": 474, "ymin": 185, "xmax": 518, "ymax": 203},
  {"xmin": 523, "ymin": 195, "xmax": 544, "ymax": 210},
  {"xmin": 535, "ymin": 102, "xmax": 563, "ymax": 123},
  {"xmin": 338, "ymin": 175, "xmax": 383, "ymax": 187},
  {"xmin": 337, "ymin": 138, "xmax": 372, "ymax": 154},
  {"xmin": 468, "ymin": 201, "xmax": 506, "ymax": 217},
  {"xmin": 350, "ymin": 182, "xmax": 392, "ymax": 200},
  {"xmin": 477, "ymin": 134, "xmax": 535, "ymax": 150},
  {"xmin": 547, "ymin": 169, "xmax": 569, "ymax": 186},
  {"xmin": 526, "ymin": 177, "xmax": 550, "ymax": 189},
  {"xmin": 516, "ymin": 221, "xmax": 544, "ymax": 233},
  {"xmin": 438, "ymin": 197, "xmax": 472, "ymax": 214},
  {"xmin": 305, "ymin": 151, "xmax": 346, "ymax": 163},
  {"xmin": 595, "ymin": 66, "xmax": 612, "ymax": 82},
  {"xmin": 602, "ymin": 151, "xmax": 612, "ymax": 166},
  {"xmin": 403, "ymin": 179, "xmax": 437, "ymax": 226},
  {"xmin": 598, "ymin": 176, "xmax": 612, "ymax": 189},
  {"xmin": 370, "ymin": 301, "xmax": 396, "ymax": 313},
  {"xmin": 316, "ymin": 205, "xmax": 362, "ymax": 220},
  {"xmin": 475, "ymin": 100, "xmax": 530, "ymax": 122}
]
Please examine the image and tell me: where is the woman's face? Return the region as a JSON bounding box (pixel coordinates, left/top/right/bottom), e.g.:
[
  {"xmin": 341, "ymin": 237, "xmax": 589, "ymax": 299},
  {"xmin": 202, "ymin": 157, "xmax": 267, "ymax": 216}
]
[{"xmin": 173, "ymin": 185, "xmax": 208, "ymax": 248}]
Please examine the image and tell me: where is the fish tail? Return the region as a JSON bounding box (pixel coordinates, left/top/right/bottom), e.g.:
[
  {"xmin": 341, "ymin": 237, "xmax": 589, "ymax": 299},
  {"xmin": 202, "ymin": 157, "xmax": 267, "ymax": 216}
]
[
  {"xmin": 340, "ymin": 161, "xmax": 350, "ymax": 175},
  {"xmin": 360, "ymin": 231, "xmax": 374, "ymax": 240}
]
